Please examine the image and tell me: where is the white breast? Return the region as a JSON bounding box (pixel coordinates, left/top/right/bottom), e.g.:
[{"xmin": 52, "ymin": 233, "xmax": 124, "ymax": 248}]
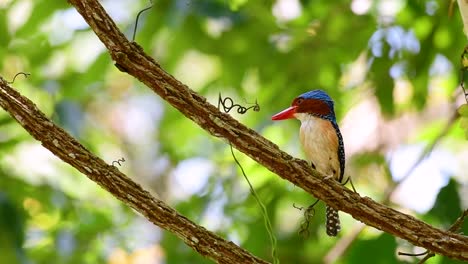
[{"xmin": 295, "ymin": 113, "xmax": 341, "ymax": 179}]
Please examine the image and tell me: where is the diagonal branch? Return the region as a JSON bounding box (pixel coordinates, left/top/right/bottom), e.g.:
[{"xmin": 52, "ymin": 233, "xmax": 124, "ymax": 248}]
[
  {"xmin": 324, "ymin": 109, "xmax": 460, "ymax": 263},
  {"xmin": 1, "ymin": 0, "xmax": 465, "ymax": 261},
  {"xmin": 66, "ymin": 0, "xmax": 468, "ymax": 260},
  {"xmin": 0, "ymin": 77, "xmax": 269, "ymax": 263}
]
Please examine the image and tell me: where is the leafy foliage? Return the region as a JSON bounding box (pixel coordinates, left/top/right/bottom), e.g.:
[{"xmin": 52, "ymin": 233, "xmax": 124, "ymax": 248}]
[
  {"xmin": 459, "ymin": 104, "xmax": 468, "ymax": 139},
  {"xmin": 0, "ymin": 0, "xmax": 467, "ymax": 263}
]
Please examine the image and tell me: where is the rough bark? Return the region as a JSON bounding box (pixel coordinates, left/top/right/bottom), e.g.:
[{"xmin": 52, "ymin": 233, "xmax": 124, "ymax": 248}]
[
  {"xmin": 65, "ymin": 0, "xmax": 468, "ymax": 261},
  {"xmin": 0, "ymin": 78, "xmax": 268, "ymax": 264},
  {"xmin": 0, "ymin": 0, "xmax": 466, "ymax": 262}
]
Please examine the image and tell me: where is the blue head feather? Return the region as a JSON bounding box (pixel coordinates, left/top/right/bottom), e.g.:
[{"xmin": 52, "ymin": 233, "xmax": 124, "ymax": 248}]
[
  {"xmin": 298, "ymin": 90, "xmax": 344, "ymax": 182},
  {"xmin": 298, "ymin": 90, "xmax": 336, "ymax": 121}
]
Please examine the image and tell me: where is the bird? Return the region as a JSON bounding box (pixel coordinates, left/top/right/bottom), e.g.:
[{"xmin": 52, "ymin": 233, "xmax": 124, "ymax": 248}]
[{"xmin": 271, "ymin": 89, "xmax": 345, "ymax": 236}]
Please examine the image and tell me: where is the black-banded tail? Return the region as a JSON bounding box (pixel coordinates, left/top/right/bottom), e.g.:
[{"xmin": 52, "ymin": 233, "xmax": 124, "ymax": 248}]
[{"xmin": 326, "ymin": 206, "xmax": 340, "ymax": 236}]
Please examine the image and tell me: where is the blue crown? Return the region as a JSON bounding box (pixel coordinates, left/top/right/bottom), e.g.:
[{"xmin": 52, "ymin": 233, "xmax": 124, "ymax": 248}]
[{"xmin": 298, "ymin": 90, "xmax": 336, "ymax": 121}]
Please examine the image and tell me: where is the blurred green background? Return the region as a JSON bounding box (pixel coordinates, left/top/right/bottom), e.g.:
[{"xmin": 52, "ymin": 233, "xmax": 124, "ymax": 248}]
[{"xmin": 1, "ymin": 0, "xmax": 467, "ymax": 263}]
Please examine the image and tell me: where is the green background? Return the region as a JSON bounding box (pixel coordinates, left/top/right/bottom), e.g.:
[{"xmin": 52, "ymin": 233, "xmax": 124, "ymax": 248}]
[{"xmin": 0, "ymin": 0, "xmax": 467, "ymax": 263}]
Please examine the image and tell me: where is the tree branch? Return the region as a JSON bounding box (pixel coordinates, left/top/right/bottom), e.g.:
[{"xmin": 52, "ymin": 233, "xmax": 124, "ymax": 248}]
[
  {"xmin": 325, "ymin": 109, "xmax": 460, "ymax": 263},
  {"xmin": 1, "ymin": 0, "xmax": 465, "ymax": 261},
  {"xmin": 65, "ymin": 0, "xmax": 468, "ymax": 260},
  {"xmin": 65, "ymin": 0, "xmax": 467, "ymax": 260},
  {"xmin": 0, "ymin": 77, "xmax": 268, "ymax": 263}
]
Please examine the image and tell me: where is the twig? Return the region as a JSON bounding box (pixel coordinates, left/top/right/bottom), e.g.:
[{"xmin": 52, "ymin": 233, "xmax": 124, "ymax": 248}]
[
  {"xmin": 398, "ymin": 250, "xmax": 428, "ymax": 257},
  {"xmin": 400, "ymin": 210, "xmax": 468, "ymax": 263},
  {"xmin": 416, "ymin": 253, "xmax": 436, "ymax": 264},
  {"xmin": 448, "ymin": 209, "xmax": 468, "ymax": 233},
  {"xmin": 293, "ymin": 199, "xmax": 320, "ymax": 238},
  {"xmin": 111, "ymin": 157, "xmax": 126, "ymax": 167},
  {"xmin": 132, "ymin": 1, "xmax": 153, "ymax": 42},
  {"xmin": 229, "ymin": 144, "xmax": 279, "ymax": 264},
  {"xmin": 0, "ymin": 76, "xmax": 269, "ymax": 264},
  {"xmin": 218, "ymin": 93, "xmax": 260, "ymax": 114},
  {"xmin": 460, "ymin": 46, "xmax": 468, "ymax": 104},
  {"xmin": 60, "ymin": 0, "xmax": 468, "ymax": 260},
  {"xmin": 7, "ymin": 72, "xmax": 30, "ymax": 84},
  {"xmin": 218, "ymin": 94, "xmax": 278, "ymax": 263}
]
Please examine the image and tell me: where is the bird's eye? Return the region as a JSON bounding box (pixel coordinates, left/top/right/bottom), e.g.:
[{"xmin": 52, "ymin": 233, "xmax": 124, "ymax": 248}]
[{"xmin": 296, "ymin": 98, "xmax": 304, "ymax": 105}]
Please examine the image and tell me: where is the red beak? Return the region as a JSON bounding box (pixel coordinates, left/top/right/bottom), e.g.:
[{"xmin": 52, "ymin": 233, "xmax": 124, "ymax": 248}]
[{"xmin": 271, "ymin": 106, "xmax": 297, "ymax": 120}]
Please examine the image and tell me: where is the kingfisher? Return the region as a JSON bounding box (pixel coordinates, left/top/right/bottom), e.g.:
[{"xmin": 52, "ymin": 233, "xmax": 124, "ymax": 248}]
[{"xmin": 271, "ymin": 89, "xmax": 345, "ymax": 236}]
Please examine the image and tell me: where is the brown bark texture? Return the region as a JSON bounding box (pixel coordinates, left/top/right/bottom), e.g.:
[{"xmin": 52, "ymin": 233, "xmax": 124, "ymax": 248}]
[
  {"xmin": 0, "ymin": 0, "xmax": 466, "ymax": 262},
  {"xmin": 0, "ymin": 76, "xmax": 269, "ymax": 264}
]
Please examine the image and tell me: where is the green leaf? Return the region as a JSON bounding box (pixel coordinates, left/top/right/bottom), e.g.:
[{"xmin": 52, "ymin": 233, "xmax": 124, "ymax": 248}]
[
  {"xmin": 15, "ymin": 1, "xmax": 68, "ymax": 38},
  {"xmin": 0, "ymin": 10, "xmax": 9, "ymax": 69},
  {"xmin": 228, "ymin": 0, "xmax": 248, "ymax": 10},
  {"xmin": 347, "ymin": 233, "xmax": 398, "ymax": 264},
  {"xmin": 427, "ymin": 179, "xmax": 462, "ymax": 226},
  {"xmin": 370, "ymin": 56, "xmax": 395, "ymax": 115},
  {"xmin": 460, "ymin": 117, "xmax": 468, "ymax": 130},
  {"xmin": 0, "ymin": 193, "xmax": 26, "ymax": 264},
  {"xmin": 457, "ymin": 104, "xmax": 468, "ymax": 117}
]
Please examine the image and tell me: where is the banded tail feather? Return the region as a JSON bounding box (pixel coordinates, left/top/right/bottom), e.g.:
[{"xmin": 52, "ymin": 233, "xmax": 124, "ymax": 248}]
[{"xmin": 326, "ymin": 205, "xmax": 340, "ymax": 236}]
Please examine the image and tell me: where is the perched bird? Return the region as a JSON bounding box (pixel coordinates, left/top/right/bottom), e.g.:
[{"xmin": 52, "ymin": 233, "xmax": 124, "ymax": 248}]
[{"xmin": 271, "ymin": 90, "xmax": 345, "ymax": 236}]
